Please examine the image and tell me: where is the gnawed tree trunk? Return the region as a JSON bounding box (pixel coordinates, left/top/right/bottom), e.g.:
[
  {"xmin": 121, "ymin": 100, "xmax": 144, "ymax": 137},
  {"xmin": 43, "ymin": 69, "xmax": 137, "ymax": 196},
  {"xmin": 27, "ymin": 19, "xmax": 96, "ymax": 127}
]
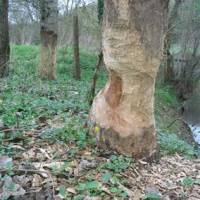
[
  {"xmin": 0, "ymin": 0, "xmax": 10, "ymax": 78},
  {"xmin": 90, "ymin": 0, "xmax": 168, "ymax": 158},
  {"xmin": 73, "ymin": 5, "xmax": 81, "ymax": 80},
  {"xmin": 39, "ymin": 0, "xmax": 58, "ymax": 80}
]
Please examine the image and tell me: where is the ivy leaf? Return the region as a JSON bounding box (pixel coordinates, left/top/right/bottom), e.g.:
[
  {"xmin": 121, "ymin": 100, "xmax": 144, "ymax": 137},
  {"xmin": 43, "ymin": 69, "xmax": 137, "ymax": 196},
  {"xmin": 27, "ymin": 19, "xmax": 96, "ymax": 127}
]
[
  {"xmin": 77, "ymin": 181, "xmax": 99, "ymax": 191},
  {"xmin": 58, "ymin": 185, "xmax": 66, "ymax": 198},
  {"xmin": 181, "ymin": 177, "xmax": 195, "ymax": 187},
  {"xmin": 102, "ymin": 172, "xmax": 112, "ymax": 183}
]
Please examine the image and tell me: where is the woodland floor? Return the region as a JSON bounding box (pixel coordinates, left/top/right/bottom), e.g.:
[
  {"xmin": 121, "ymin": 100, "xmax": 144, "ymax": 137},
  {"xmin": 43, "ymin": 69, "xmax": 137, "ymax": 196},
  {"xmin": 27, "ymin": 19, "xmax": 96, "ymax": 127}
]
[
  {"xmin": 0, "ymin": 116, "xmax": 200, "ymax": 200},
  {"xmin": 0, "ymin": 45, "xmax": 200, "ymax": 200}
]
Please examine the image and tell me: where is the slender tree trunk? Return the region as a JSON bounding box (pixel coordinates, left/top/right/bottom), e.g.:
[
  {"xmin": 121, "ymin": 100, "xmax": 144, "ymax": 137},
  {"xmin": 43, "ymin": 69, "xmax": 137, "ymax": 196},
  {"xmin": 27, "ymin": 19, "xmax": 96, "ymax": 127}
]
[
  {"xmin": 73, "ymin": 6, "xmax": 81, "ymax": 80},
  {"xmin": 97, "ymin": 0, "xmax": 104, "ymax": 23},
  {"xmin": 0, "ymin": 0, "xmax": 10, "ymax": 78},
  {"xmin": 163, "ymin": 0, "xmax": 183, "ymax": 83},
  {"xmin": 90, "ymin": 0, "xmax": 168, "ymax": 159},
  {"xmin": 88, "ymin": 51, "xmax": 103, "ymax": 105},
  {"xmin": 88, "ymin": 0, "xmax": 104, "ymax": 105},
  {"xmin": 39, "ymin": 0, "xmax": 58, "ymax": 80}
]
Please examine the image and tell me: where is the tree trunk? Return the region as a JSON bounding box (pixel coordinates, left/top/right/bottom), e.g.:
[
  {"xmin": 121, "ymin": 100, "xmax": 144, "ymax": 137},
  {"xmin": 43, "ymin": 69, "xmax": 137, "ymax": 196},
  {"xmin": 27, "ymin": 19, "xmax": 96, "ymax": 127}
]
[
  {"xmin": 88, "ymin": 0, "xmax": 104, "ymax": 105},
  {"xmin": 0, "ymin": 0, "xmax": 10, "ymax": 78},
  {"xmin": 73, "ymin": 6, "xmax": 81, "ymax": 80},
  {"xmin": 39, "ymin": 0, "xmax": 58, "ymax": 80},
  {"xmin": 90, "ymin": 0, "xmax": 168, "ymax": 158},
  {"xmin": 88, "ymin": 51, "xmax": 103, "ymax": 105},
  {"xmin": 163, "ymin": 0, "xmax": 183, "ymax": 83}
]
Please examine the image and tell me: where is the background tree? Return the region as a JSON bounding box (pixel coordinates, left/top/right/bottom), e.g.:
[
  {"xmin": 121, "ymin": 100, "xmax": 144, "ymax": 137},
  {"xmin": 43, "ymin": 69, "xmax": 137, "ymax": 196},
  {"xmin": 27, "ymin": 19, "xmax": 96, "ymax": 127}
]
[
  {"xmin": 73, "ymin": 2, "xmax": 81, "ymax": 80},
  {"xmin": 9, "ymin": 0, "xmax": 40, "ymax": 44},
  {"xmin": 9, "ymin": 1, "xmax": 100, "ymax": 51},
  {"xmin": 88, "ymin": 0, "xmax": 104, "ymax": 105},
  {"xmin": 0, "ymin": 0, "xmax": 10, "ymax": 77},
  {"xmin": 175, "ymin": 0, "xmax": 200, "ymax": 99},
  {"xmin": 90, "ymin": 0, "xmax": 169, "ymax": 158},
  {"xmin": 97, "ymin": 0, "xmax": 103, "ymax": 23},
  {"xmin": 163, "ymin": 0, "xmax": 183, "ymax": 83},
  {"xmin": 39, "ymin": 0, "xmax": 58, "ymax": 80}
]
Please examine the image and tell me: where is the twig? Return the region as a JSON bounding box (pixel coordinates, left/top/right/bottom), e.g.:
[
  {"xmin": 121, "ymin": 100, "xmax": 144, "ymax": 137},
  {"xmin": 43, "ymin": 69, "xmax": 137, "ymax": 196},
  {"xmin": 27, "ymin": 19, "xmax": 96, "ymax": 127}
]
[
  {"xmin": 165, "ymin": 118, "xmax": 183, "ymax": 129},
  {"xmin": 0, "ymin": 168, "xmax": 49, "ymax": 175}
]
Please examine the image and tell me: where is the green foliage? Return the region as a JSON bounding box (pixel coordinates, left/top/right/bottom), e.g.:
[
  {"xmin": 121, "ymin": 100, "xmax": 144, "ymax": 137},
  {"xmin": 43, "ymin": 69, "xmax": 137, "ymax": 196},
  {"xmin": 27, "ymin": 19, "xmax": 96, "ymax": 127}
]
[
  {"xmin": 0, "ymin": 44, "xmax": 198, "ymax": 165},
  {"xmin": 58, "ymin": 185, "xmax": 66, "ymax": 198},
  {"xmin": 181, "ymin": 177, "xmax": 195, "ymax": 187},
  {"xmin": 181, "ymin": 177, "xmax": 200, "ymax": 187},
  {"xmin": 57, "ymin": 47, "xmax": 98, "ymax": 79},
  {"xmin": 109, "ymin": 186, "xmax": 128, "ymax": 198},
  {"xmin": 54, "ymin": 123, "xmax": 88, "ymax": 148},
  {"xmin": 0, "ymin": 45, "xmax": 105, "ymax": 128},
  {"xmin": 104, "ymin": 155, "xmax": 133, "ymax": 172},
  {"xmin": 158, "ymin": 131, "xmax": 197, "ymax": 158},
  {"xmin": 144, "ymin": 192, "xmax": 161, "ymax": 200},
  {"xmin": 101, "ymin": 172, "xmax": 112, "ymax": 183},
  {"xmin": 77, "ymin": 181, "xmax": 99, "ymax": 191},
  {"xmin": 1, "ymin": 46, "xmax": 199, "ymax": 200},
  {"xmin": 155, "ymin": 86, "xmax": 179, "ymax": 107},
  {"xmin": 154, "ymin": 84, "xmax": 199, "ymax": 158},
  {"xmin": 0, "ymin": 45, "xmax": 106, "ymax": 158}
]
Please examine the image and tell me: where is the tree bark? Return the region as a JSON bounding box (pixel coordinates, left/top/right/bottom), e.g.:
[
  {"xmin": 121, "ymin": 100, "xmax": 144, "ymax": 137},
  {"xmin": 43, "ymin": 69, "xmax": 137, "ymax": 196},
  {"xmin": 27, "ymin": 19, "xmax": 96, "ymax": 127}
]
[
  {"xmin": 0, "ymin": 0, "xmax": 10, "ymax": 78},
  {"xmin": 88, "ymin": 0, "xmax": 104, "ymax": 105},
  {"xmin": 163, "ymin": 0, "xmax": 183, "ymax": 83},
  {"xmin": 90, "ymin": 0, "xmax": 168, "ymax": 158},
  {"xmin": 39, "ymin": 0, "xmax": 58, "ymax": 80},
  {"xmin": 73, "ymin": 5, "xmax": 81, "ymax": 80}
]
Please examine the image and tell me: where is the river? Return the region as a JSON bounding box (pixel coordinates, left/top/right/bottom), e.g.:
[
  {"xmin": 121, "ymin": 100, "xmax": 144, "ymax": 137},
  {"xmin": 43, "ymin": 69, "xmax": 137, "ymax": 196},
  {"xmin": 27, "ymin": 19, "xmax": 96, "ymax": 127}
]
[
  {"xmin": 189, "ymin": 125, "xmax": 200, "ymax": 145},
  {"xmin": 183, "ymin": 93, "xmax": 200, "ymax": 145}
]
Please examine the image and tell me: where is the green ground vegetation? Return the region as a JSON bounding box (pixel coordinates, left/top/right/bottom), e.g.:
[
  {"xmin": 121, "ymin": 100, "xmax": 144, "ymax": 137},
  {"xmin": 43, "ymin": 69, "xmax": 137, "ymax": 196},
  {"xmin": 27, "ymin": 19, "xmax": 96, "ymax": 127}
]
[{"xmin": 0, "ymin": 45, "xmax": 199, "ymax": 199}]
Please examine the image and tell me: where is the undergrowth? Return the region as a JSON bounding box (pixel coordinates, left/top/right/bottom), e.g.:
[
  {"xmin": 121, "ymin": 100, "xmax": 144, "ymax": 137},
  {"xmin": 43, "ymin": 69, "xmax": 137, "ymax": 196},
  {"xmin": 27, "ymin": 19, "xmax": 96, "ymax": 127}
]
[
  {"xmin": 0, "ymin": 45, "xmax": 199, "ymax": 200},
  {"xmin": 0, "ymin": 45, "xmax": 198, "ymax": 158}
]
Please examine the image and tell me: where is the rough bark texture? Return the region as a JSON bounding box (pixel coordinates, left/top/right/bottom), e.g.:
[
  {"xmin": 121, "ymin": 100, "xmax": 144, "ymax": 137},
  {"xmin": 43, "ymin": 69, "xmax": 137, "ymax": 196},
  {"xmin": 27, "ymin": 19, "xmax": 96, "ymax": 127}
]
[
  {"xmin": 39, "ymin": 0, "xmax": 58, "ymax": 80},
  {"xmin": 0, "ymin": 0, "xmax": 10, "ymax": 78},
  {"xmin": 90, "ymin": 0, "xmax": 168, "ymax": 158},
  {"xmin": 73, "ymin": 6, "xmax": 81, "ymax": 80}
]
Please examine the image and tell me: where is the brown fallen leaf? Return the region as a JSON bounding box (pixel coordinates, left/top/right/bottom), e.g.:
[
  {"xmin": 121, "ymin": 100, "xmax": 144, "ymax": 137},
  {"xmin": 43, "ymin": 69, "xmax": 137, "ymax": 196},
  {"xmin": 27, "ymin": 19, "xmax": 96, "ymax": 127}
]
[
  {"xmin": 66, "ymin": 187, "xmax": 76, "ymax": 194},
  {"xmin": 32, "ymin": 174, "xmax": 43, "ymax": 187}
]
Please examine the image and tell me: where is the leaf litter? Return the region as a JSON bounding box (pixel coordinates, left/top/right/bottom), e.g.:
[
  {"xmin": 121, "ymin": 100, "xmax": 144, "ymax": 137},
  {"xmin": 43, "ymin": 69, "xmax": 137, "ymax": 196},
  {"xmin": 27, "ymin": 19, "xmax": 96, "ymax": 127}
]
[
  {"xmin": 1, "ymin": 42, "xmax": 199, "ymax": 200},
  {"xmin": 0, "ymin": 115, "xmax": 200, "ymax": 200}
]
